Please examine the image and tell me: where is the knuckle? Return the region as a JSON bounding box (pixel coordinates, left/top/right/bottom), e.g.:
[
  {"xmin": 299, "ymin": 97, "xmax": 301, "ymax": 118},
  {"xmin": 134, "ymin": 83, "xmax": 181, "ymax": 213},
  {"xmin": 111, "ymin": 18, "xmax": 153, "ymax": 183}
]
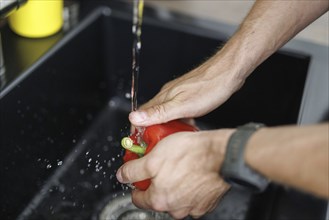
[
  {"xmin": 131, "ymin": 194, "xmax": 144, "ymax": 209},
  {"xmin": 151, "ymin": 104, "xmax": 166, "ymax": 117},
  {"xmin": 160, "ymin": 80, "xmax": 175, "ymax": 91},
  {"xmin": 120, "ymin": 165, "xmax": 131, "ymax": 182},
  {"xmin": 145, "ymin": 157, "xmax": 160, "ymax": 176},
  {"xmin": 190, "ymin": 208, "xmax": 207, "ymax": 219},
  {"xmin": 160, "ymin": 83, "xmax": 170, "ymax": 91},
  {"xmin": 170, "ymin": 210, "xmax": 190, "ymax": 220},
  {"xmin": 149, "ymin": 194, "xmax": 168, "ymax": 212},
  {"xmin": 188, "ymin": 200, "xmax": 209, "ymax": 218}
]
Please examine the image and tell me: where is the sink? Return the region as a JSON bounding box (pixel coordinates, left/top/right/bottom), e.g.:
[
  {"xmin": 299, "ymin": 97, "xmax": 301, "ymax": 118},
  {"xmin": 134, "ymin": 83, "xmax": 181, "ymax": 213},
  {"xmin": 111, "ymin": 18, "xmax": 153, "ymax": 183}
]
[{"xmin": 0, "ymin": 2, "xmax": 327, "ymax": 220}]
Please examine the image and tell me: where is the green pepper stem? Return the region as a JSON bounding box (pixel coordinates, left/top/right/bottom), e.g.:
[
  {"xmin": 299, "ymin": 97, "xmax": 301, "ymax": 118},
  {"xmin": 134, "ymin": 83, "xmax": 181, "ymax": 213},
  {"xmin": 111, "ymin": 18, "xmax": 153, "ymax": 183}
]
[{"xmin": 121, "ymin": 137, "xmax": 146, "ymax": 155}]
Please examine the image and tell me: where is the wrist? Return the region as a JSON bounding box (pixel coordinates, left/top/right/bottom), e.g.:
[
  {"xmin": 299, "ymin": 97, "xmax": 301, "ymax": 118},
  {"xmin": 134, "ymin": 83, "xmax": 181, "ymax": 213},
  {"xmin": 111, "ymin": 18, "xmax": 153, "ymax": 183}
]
[
  {"xmin": 206, "ymin": 129, "xmax": 236, "ymax": 172},
  {"xmin": 244, "ymin": 126, "xmax": 268, "ymax": 173},
  {"xmin": 210, "ymin": 45, "xmax": 250, "ymax": 94},
  {"xmin": 220, "ymin": 123, "xmax": 270, "ymax": 192}
]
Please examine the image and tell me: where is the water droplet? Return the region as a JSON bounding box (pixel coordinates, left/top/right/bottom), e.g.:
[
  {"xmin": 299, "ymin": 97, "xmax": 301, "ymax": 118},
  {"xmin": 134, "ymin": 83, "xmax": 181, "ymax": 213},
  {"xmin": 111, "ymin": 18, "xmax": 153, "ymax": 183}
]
[
  {"xmin": 57, "ymin": 161, "xmax": 63, "ymax": 166},
  {"xmin": 80, "ymin": 169, "xmax": 85, "ymax": 175},
  {"xmin": 72, "ymin": 139, "xmax": 76, "ymax": 143},
  {"xmin": 88, "ymin": 158, "xmax": 92, "ymax": 163},
  {"xmin": 137, "ymin": 42, "xmax": 141, "ymax": 50},
  {"xmin": 46, "ymin": 164, "xmax": 52, "ymax": 169},
  {"xmin": 109, "ymin": 100, "xmax": 116, "ymax": 107},
  {"xmin": 59, "ymin": 185, "xmax": 65, "ymax": 193},
  {"xmin": 96, "ymin": 166, "xmax": 103, "ymax": 172},
  {"xmin": 125, "ymin": 93, "xmax": 131, "ymax": 99}
]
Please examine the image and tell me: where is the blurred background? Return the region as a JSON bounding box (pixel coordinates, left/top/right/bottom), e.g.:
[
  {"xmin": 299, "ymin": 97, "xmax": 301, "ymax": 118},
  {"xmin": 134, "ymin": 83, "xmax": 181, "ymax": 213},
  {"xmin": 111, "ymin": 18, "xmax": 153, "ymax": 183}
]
[{"xmin": 146, "ymin": 0, "xmax": 329, "ymax": 46}]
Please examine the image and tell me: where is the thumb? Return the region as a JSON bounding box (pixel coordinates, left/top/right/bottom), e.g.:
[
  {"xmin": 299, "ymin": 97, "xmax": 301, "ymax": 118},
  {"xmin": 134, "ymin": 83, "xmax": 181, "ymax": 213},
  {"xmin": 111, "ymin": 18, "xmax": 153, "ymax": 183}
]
[
  {"xmin": 116, "ymin": 157, "xmax": 154, "ymax": 184},
  {"xmin": 129, "ymin": 101, "xmax": 180, "ymax": 127}
]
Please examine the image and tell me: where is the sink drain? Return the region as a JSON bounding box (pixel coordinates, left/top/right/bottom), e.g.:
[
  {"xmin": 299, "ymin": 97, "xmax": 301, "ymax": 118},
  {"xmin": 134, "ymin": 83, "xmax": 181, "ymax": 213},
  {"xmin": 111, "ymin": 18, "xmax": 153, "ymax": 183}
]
[{"xmin": 93, "ymin": 191, "xmax": 173, "ymax": 220}]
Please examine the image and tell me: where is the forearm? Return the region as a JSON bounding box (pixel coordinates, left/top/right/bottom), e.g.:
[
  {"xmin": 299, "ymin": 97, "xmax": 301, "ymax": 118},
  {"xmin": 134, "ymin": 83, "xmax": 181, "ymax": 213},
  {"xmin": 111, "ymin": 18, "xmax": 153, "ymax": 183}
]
[
  {"xmin": 245, "ymin": 123, "xmax": 329, "ymax": 198},
  {"xmin": 212, "ymin": 0, "xmax": 329, "ymax": 81}
]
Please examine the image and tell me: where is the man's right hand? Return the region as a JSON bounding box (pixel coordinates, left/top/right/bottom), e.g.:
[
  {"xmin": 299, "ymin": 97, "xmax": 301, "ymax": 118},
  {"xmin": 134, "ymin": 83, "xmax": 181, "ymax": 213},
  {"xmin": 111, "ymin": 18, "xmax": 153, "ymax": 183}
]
[{"xmin": 129, "ymin": 53, "xmax": 245, "ymax": 127}]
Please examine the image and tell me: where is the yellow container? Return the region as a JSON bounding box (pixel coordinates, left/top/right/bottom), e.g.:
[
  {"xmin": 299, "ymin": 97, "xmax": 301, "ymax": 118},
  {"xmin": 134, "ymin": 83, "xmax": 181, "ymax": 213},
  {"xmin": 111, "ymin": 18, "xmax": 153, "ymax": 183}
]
[{"xmin": 8, "ymin": 0, "xmax": 63, "ymax": 38}]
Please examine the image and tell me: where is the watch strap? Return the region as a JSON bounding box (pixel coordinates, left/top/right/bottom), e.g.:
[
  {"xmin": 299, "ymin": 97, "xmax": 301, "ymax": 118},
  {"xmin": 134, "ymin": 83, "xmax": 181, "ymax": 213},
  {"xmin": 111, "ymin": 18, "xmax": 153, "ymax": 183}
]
[{"xmin": 220, "ymin": 122, "xmax": 269, "ymax": 192}]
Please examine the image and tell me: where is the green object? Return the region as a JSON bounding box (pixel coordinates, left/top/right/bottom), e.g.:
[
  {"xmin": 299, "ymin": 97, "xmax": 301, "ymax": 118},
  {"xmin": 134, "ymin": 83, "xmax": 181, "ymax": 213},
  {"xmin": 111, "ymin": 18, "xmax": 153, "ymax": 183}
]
[{"xmin": 121, "ymin": 137, "xmax": 146, "ymax": 155}]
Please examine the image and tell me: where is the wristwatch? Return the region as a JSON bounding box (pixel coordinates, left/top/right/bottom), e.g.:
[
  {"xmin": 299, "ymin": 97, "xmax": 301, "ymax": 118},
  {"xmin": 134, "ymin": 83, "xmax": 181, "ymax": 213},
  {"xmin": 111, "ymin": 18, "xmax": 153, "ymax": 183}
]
[{"xmin": 220, "ymin": 122, "xmax": 269, "ymax": 192}]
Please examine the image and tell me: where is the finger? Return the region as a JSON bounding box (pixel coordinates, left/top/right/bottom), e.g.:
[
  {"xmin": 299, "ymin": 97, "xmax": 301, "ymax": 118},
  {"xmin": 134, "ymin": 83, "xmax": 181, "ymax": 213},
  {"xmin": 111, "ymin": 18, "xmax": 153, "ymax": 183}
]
[
  {"xmin": 180, "ymin": 118, "xmax": 196, "ymax": 127},
  {"xmin": 130, "ymin": 124, "xmax": 136, "ymax": 134},
  {"xmin": 129, "ymin": 101, "xmax": 181, "ymax": 127},
  {"xmin": 189, "ymin": 210, "xmax": 206, "ymax": 219},
  {"xmin": 208, "ymin": 188, "xmax": 227, "ymax": 213},
  {"xmin": 132, "ymin": 189, "xmax": 170, "ymax": 213},
  {"xmin": 116, "ymin": 157, "xmax": 154, "ymax": 184},
  {"xmin": 169, "ymin": 208, "xmax": 191, "ymax": 220},
  {"xmin": 190, "ymin": 214, "xmax": 203, "ymax": 219},
  {"xmin": 131, "ymin": 189, "xmax": 152, "ymax": 210},
  {"xmin": 208, "ymin": 201, "xmax": 218, "ymax": 213}
]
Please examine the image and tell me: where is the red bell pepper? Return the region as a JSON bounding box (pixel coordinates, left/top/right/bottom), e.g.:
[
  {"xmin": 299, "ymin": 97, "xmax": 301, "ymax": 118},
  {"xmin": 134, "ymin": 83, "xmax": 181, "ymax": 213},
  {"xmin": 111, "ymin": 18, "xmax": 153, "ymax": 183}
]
[{"xmin": 121, "ymin": 120, "xmax": 197, "ymax": 190}]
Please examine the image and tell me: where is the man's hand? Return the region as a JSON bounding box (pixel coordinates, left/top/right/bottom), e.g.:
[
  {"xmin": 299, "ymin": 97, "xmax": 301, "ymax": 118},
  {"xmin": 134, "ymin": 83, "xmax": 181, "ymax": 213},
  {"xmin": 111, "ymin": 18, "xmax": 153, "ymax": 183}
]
[
  {"xmin": 128, "ymin": 0, "xmax": 329, "ymax": 129},
  {"xmin": 129, "ymin": 54, "xmax": 245, "ymax": 127},
  {"xmin": 116, "ymin": 130, "xmax": 234, "ymax": 219}
]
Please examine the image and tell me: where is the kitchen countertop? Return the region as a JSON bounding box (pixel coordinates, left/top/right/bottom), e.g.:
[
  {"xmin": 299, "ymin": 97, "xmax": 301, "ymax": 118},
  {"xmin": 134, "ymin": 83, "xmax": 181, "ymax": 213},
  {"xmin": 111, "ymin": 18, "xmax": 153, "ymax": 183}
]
[{"xmin": 146, "ymin": 0, "xmax": 329, "ymax": 47}]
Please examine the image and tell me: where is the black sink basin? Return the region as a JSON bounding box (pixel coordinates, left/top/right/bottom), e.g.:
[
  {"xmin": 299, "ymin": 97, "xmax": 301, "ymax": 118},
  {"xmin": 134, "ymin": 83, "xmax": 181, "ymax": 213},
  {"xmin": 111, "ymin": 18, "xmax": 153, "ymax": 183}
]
[{"xmin": 0, "ymin": 3, "xmax": 327, "ymax": 220}]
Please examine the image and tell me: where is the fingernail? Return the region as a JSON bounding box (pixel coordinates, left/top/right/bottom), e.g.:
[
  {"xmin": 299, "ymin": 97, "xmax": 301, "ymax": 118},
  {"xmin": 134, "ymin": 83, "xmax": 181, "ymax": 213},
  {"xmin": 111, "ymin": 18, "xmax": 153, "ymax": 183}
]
[
  {"xmin": 130, "ymin": 111, "xmax": 147, "ymax": 124},
  {"xmin": 116, "ymin": 168, "xmax": 123, "ymax": 183}
]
